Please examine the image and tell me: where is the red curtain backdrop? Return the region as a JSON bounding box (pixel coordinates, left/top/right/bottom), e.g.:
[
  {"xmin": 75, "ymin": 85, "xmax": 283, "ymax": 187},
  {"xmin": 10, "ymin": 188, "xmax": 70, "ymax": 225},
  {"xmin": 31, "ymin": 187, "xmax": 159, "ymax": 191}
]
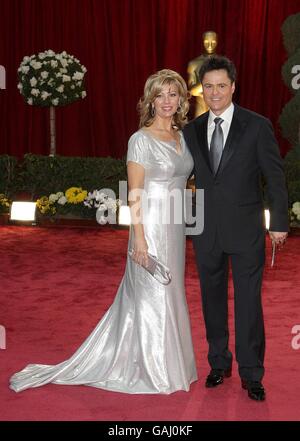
[{"xmin": 0, "ymin": 0, "xmax": 300, "ymax": 158}]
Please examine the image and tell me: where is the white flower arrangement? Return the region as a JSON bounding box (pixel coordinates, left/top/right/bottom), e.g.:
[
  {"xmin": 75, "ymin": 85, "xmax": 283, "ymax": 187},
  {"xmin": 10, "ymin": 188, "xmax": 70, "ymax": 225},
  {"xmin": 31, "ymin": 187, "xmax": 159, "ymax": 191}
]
[
  {"xmin": 37, "ymin": 189, "xmax": 121, "ymax": 224},
  {"xmin": 84, "ymin": 190, "xmax": 120, "ymax": 213},
  {"xmin": 49, "ymin": 191, "xmax": 67, "ymax": 205},
  {"xmin": 291, "ymin": 201, "xmax": 300, "ymax": 223},
  {"xmin": 84, "ymin": 191, "xmax": 121, "ymax": 225},
  {"xmin": 17, "ymin": 49, "xmax": 87, "ymax": 107}
]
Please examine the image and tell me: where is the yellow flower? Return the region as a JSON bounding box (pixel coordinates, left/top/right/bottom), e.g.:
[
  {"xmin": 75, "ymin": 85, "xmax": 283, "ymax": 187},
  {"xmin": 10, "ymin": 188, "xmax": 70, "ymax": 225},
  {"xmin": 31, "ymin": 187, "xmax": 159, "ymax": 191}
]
[
  {"xmin": 36, "ymin": 196, "xmax": 56, "ymax": 214},
  {"xmin": 65, "ymin": 187, "xmax": 87, "ymax": 204},
  {"xmin": 0, "ymin": 193, "xmax": 11, "ymax": 209}
]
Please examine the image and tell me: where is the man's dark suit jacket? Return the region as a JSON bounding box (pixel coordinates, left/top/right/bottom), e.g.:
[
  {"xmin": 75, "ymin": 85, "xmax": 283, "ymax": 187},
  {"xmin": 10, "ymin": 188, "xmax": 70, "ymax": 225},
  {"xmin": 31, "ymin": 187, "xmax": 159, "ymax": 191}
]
[{"xmin": 183, "ymin": 104, "xmax": 289, "ymax": 253}]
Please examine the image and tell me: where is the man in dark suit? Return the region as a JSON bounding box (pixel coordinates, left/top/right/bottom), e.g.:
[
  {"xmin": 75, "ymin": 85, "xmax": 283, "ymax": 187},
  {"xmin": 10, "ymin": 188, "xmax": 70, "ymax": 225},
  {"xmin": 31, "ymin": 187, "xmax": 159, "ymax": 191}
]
[{"xmin": 183, "ymin": 55, "xmax": 288, "ymax": 401}]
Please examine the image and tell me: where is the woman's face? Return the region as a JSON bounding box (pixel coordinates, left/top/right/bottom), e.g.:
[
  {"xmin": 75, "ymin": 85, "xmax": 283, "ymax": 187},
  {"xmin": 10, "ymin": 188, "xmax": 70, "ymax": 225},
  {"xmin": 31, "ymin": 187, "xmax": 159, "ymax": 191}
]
[{"xmin": 153, "ymin": 83, "xmax": 180, "ymax": 119}]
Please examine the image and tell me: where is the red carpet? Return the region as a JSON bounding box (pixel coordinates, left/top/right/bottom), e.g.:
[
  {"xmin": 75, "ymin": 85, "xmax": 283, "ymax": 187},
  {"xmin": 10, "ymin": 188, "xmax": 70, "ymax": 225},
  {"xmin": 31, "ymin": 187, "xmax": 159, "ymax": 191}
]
[{"xmin": 0, "ymin": 226, "xmax": 299, "ymax": 421}]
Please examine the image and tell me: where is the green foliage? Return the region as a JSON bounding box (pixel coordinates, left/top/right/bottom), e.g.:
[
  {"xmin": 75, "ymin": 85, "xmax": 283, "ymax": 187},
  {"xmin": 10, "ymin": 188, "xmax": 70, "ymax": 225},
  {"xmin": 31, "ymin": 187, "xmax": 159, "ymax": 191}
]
[
  {"xmin": 279, "ymin": 94, "xmax": 300, "ymax": 146},
  {"xmin": 281, "ymin": 48, "xmax": 300, "ymax": 91},
  {"xmin": 0, "ymin": 155, "xmax": 19, "ymax": 197},
  {"xmin": 0, "ymin": 153, "xmax": 127, "ymax": 218},
  {"xmin": 0, "ymin": 154, "xmax": 127, "ymax": 215},
  {"xmin": 284, "ymin": 159, "xmax": 300, "ymax": 206},
  {"xmin": 19, "ymin": 154, "xmax": 127, "ymax": 199},
  {"xmin": 284, "ymin": 143, "xmax": 300, "ymax": 162},
  {"xmin": 281, "ymin": 13, "xmax": 300, "ymax": 56},
  {"xmin": 280, "ymin": 12, "xmax": 300, "ymax": 160}
]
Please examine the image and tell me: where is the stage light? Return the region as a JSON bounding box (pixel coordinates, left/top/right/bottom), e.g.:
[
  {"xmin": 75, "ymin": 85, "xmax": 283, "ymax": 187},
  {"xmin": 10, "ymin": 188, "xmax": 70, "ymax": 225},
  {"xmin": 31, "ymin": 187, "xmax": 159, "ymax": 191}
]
[
  {"xmin": 10, "ymin": 202, "xmax": 36, "ymax": 222},
  {"xmin": 264, "ymin": 209, "xmax": 270, "ymax": 230},
  {"xmin": 118, "ymin": 205, "xmax": 131, "ymax": 226}
]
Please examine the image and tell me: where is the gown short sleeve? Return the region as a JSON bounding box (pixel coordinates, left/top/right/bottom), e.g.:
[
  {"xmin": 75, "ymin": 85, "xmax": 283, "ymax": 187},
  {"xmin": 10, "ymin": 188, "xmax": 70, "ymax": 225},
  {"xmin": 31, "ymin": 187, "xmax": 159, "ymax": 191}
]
[{"xmin": 126, "ymin": 132, "xmax": 148, "ymax": 169}]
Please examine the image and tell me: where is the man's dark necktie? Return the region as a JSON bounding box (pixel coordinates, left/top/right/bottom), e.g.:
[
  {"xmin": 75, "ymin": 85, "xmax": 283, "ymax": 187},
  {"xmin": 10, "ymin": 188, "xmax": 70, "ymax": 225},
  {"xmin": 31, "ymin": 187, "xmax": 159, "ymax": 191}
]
[{"xmin": 210, "ymin": 117, "xmax": 224, "ymax": 175}]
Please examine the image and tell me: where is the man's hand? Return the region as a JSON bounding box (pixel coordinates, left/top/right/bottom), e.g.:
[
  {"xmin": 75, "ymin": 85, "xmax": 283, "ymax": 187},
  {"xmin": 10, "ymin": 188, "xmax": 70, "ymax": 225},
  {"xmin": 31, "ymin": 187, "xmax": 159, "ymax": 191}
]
[{"xmin": 269, "ymin": 231, "xmax": 288, "ymax": 245}]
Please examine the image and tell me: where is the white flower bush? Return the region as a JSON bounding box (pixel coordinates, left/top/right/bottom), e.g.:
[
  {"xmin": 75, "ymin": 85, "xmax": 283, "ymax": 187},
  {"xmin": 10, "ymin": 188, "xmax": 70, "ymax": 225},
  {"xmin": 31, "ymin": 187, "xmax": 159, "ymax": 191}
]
[
  {"xmin": 291, "ymin": 201, "xmax": 300, "ymax": 222},
  {"xmin": 17, "ymin": 49, "xmax": 87, "ymax": 107}
]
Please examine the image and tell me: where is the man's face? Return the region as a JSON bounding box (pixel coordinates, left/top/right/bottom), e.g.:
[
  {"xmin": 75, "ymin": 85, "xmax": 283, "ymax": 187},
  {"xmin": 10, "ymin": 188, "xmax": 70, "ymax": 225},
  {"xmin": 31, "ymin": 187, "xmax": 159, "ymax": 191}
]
[{"xmin": 202, "ymin": 69, "xmax": 235, "ymax": 115}]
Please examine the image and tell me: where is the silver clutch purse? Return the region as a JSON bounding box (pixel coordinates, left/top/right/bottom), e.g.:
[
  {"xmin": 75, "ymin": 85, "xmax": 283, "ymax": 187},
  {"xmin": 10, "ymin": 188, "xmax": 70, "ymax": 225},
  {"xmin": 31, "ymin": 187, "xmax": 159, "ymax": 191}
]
[{"xmin": 128, "ymin": 249, "xmax": 172, "ymax": 285}]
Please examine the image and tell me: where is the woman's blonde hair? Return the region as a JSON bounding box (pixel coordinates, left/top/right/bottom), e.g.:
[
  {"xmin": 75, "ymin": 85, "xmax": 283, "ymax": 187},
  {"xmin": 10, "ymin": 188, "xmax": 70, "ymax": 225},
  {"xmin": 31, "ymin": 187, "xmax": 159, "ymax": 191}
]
[{"xmin": 138, "ymin": 69, "xmax": 189, "ymax": 129}]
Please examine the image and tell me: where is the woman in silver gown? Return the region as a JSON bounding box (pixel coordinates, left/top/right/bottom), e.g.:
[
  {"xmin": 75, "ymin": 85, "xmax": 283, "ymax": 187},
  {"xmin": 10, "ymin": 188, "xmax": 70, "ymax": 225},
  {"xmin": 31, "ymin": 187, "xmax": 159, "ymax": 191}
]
[{"xmin": 9, "ymin": 69, "xmax": 197, "ymax": 394}]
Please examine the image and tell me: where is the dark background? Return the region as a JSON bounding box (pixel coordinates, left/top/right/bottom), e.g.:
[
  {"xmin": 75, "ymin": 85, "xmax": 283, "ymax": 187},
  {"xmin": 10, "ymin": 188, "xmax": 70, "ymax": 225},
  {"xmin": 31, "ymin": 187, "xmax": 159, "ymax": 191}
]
[{"xmin": 0, "ymin": 0, "xmax": 299, "ymax": 158}]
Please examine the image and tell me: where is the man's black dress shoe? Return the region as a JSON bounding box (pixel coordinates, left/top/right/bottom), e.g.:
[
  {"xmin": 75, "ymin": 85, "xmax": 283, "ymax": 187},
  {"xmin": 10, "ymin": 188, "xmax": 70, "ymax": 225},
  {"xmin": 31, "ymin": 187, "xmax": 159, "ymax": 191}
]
[
  {"xmin": 205, "ymin": 368, "xmax": 232, "ymax": 388},
  {"xmin": 241, "ymin": 379, "xmax": 266, "ymax": 401}
]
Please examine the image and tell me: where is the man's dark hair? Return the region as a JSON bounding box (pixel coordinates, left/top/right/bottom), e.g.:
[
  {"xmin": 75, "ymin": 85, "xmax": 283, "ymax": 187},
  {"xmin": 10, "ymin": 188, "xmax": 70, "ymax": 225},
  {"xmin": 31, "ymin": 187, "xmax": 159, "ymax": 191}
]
[{"xmin": 199, "ymin": 55, "xmax": 237, "ymax": 83}]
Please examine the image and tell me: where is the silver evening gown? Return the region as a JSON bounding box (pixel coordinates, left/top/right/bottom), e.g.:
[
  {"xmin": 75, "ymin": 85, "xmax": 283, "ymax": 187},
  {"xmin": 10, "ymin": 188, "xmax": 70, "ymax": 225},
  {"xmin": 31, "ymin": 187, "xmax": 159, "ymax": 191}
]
[{"xmin": 9, "ymin": 130, "xmax": 198, "ymax": 394}]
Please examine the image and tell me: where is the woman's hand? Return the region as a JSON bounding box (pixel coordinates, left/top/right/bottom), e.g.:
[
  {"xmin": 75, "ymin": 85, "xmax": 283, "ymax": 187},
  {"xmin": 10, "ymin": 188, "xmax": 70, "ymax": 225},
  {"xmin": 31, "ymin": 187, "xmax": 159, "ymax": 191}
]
[{"xmin": 132, "ymin": 236, "xmax": 149, "ymax": 267}]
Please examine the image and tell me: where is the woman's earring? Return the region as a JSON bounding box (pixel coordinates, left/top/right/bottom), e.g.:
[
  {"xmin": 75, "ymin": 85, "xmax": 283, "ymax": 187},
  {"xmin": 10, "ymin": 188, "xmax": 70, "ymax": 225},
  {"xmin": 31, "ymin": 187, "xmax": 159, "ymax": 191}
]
[{"xmin": 151, "ymin": 104, "xmax": 155, "ymax": 117}]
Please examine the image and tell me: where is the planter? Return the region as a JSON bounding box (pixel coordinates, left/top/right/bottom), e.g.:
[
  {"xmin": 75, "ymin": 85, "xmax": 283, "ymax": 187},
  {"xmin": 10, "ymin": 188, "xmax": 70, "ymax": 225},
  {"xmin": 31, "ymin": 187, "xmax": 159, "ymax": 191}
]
[
  {"xmin": 36, "ymin": 215, "xmax": 128, "ymax": 230},
  {"xmin": 0, "ymin": 213, "xmax": 10, "ymax": 225},
  {"xmin": 37, "ymin": 215, "xmax": 100, "ymax": 228},
  {"xmin": 290, "ymin": 226, "xmax": 300, "ymax": 236}
]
